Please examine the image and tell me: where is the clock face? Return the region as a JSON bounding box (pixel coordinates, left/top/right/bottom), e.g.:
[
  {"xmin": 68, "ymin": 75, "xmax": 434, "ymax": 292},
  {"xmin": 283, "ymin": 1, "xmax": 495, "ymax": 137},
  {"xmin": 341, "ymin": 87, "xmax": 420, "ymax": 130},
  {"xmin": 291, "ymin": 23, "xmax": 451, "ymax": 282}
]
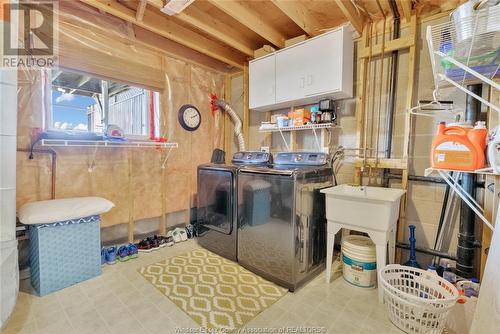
[{"xmin": 178, "ymin": 104, "xmax": 201, "ymax": 131}]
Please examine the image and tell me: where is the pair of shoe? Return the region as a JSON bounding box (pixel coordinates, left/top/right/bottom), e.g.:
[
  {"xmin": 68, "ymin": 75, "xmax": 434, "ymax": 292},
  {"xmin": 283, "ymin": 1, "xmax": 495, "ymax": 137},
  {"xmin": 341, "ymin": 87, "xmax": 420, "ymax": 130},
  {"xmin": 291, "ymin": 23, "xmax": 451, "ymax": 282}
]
[
  {"xmin": 167, "ymin": 228, "xmax": 188, "ymax": 243},
  {"xmin": 185, "ymin": 224, "xmax": 196, "ymax": 239},
  {"xmin": 117, "ymin": 243, "xmax": 138, "ymax": 262},
  {"xmin": 101, "ymin": 244, "xmax": 138, "ymax": 265},
  {"xmin": 136, "ymin": 235, "xmax": 173, "ymax": 253}
]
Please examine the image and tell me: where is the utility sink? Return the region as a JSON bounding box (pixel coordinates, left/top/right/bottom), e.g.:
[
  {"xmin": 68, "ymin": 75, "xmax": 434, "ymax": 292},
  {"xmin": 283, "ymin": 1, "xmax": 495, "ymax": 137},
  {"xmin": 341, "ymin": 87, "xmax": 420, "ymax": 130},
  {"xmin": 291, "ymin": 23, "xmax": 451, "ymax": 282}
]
[{"xmin": 320, "ymin": 185, "xmax": 406, "ymax": 231}]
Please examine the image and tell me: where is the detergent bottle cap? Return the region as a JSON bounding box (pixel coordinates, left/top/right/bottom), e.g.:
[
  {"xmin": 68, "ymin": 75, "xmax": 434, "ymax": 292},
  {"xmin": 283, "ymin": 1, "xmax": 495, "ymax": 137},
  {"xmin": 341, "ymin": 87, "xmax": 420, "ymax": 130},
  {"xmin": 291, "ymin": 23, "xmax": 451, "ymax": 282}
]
[
  {"xmin": 427, "ymin": 264, "xmax": 437, "ymax": 271},
  {"xmin": 475, "ymin": 121, "xmax": 486, "ymax": 129}
]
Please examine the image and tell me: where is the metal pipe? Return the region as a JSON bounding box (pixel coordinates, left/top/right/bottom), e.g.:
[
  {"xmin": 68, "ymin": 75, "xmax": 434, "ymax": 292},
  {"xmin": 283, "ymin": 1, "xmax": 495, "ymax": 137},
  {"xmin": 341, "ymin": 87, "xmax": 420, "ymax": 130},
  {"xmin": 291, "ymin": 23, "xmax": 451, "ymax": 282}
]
[
  {"xmin": 456, "ymin": 84, "xmax": 482, "ymax": 278},
  {"xmin": 386, "ymin": 173, "xmax": 446, "ymax": 184},
  {"xmin": 434, "ymin": 173, "xmax": 452, "ymax": 251},
  {"xmin": 17, "ymin": 148, "xmax": 56, "ymax": 199},
  {"xmin": 396, "ymin": 242, "xmax": 457, "ymax": 261}
]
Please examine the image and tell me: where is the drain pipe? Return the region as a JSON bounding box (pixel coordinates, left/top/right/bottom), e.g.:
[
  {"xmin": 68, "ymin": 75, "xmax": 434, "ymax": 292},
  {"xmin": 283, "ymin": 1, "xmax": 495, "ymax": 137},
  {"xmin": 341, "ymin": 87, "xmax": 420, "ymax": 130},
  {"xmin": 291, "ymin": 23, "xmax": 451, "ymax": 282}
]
[
  {"xmin": 396, "ymin": 242, "xmax": 457, "ymax": 261},
  {"xmin": 457, "ymin": 84, "xmax": 482, "ymax": 278},
  {"xmin": 383, "ymin": 0, "xmax": 401, "ymax": 186}
]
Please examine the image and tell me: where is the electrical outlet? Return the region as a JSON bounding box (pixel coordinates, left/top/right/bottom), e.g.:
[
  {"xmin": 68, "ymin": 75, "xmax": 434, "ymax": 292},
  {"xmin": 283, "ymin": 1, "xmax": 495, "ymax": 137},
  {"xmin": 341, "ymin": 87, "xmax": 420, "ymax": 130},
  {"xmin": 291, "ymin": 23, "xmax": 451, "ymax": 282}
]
[{"xmin": 261, "ymin": 146, "xmax": 270, "ymax": 153}]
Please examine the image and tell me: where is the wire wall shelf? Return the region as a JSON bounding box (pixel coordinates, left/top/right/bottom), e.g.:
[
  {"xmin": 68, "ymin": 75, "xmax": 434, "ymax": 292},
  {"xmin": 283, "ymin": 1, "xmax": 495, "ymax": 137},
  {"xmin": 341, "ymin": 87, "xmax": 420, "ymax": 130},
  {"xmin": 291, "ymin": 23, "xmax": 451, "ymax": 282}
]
[
  {"xmin": 40, "ymin": 139, "xmax": 179, "ymax": 149},
  {"xmin": 258, "ymin": 123, "xmax": 338, "ymax": 132},
  {"xmin": 259, "ymin": 123, "xmax": 338, "ymax": 152},
  {"xmin": 40, "ymin": 139, "xmax": 178, "ymax": 171},
  {"xmin": 426, "ymin": 5, "xmax": 500, "ymax": 112}
]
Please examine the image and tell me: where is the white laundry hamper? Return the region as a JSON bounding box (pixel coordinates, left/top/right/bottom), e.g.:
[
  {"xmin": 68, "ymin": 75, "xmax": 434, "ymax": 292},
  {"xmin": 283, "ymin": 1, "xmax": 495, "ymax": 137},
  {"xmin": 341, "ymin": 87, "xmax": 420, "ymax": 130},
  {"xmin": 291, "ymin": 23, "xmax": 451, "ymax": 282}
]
[{"xmin": 379, "ymin": 264, "xmax": 459, "ymax": 334}]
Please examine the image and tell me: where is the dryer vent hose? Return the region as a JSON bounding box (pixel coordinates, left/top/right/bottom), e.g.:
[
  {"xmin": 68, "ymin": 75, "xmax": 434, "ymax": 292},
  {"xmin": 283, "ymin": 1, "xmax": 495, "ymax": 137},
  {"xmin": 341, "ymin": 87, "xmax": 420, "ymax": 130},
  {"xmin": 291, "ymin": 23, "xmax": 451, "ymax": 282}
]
[{"xmin": 210, "ymin": 94, "xmax": 246, "ymax": 151}]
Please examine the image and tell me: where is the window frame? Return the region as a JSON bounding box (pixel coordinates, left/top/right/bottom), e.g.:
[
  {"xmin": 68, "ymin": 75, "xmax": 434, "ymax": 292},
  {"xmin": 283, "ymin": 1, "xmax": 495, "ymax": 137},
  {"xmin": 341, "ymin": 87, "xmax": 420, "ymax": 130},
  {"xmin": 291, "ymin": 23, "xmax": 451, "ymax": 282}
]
[{"xmin": 45, "ymin": 68, "xmax": 160, "ymax": 140}]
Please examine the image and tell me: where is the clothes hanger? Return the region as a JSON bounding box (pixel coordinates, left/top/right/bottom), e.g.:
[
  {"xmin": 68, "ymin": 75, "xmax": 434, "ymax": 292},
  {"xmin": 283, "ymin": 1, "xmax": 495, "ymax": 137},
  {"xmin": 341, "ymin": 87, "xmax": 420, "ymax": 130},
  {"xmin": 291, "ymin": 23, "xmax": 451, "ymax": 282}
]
[{"xmin": 408, "ymin": 89, "xmax": 463, "ymax": 120}]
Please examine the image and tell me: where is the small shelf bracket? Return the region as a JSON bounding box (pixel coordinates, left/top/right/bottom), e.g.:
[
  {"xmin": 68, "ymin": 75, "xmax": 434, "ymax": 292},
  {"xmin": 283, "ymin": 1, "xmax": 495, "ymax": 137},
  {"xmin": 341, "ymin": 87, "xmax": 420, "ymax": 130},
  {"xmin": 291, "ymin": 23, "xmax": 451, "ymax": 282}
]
[
  {"xmin": 161, "ymin": 146, "xmax": 174, "ymax": 169},
  {"xmin": 87, "ymin": 146, "xmax": 98, "ymax": 173}
]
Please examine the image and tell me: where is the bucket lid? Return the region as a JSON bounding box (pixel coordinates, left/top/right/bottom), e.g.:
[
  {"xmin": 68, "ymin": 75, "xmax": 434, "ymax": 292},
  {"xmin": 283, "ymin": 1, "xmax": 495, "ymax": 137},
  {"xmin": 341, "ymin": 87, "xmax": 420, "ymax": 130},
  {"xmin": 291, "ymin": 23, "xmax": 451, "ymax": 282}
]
[{"xmin": 342, "ymin": 235, "xmax": 375, "ymax": 252}]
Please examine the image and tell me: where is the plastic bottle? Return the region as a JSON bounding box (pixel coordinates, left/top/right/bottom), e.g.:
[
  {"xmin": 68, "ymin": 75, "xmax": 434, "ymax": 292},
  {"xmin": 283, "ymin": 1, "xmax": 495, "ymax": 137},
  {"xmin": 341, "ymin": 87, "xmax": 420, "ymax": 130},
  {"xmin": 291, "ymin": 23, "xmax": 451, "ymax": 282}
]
[
  {"xmin": 458, "ymin": 279, "xmax": 480, "ymax": 298},
  {"xmin": 427, "ymin": 264, "xmax": 438, "ymax": 275},
  {"xmin": 443, "ymin": 264, "xmax": 457, "ymax": 284},
  {"xmin": 436, "ymin": 259, "xmax": 449, "ymax": 277}
]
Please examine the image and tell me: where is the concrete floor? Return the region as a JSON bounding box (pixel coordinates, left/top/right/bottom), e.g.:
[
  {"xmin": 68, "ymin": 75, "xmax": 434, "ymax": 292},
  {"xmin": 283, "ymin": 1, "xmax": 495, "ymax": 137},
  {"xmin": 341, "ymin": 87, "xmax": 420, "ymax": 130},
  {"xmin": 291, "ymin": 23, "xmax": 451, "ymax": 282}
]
[{"xmin": 2, "ymin": 239, "xmax": 405, "ymax": 334}]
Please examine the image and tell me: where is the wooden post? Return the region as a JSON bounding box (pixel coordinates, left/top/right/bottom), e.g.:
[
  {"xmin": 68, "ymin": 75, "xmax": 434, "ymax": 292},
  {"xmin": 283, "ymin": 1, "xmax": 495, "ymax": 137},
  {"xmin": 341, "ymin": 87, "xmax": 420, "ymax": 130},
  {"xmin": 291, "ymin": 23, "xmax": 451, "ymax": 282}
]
[
  {"xmin": 127, "ymin": 153, "xmax": 134, "ymax": 242},
  {"xmin": 224, "ymin": 74, "xmax": 232, "ymax": 162},
  {"xmin": 243, "ymin": 64, "xmax": 250, "ymax": 147},
  {"xmin": 481, "ymin": 86, "xmax": 500, "ymax": 278},
  {"xmin": 354, "ymin": 24, "xmax": 370, "ymax": 185}
]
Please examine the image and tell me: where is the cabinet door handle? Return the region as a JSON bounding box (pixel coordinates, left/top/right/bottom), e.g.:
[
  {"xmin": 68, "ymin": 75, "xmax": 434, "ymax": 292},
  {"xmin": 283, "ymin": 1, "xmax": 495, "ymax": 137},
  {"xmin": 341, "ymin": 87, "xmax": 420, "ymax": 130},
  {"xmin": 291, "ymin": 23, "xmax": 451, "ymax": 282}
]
[
  {"xmin": 307, "ymin": 75, "xmax": 313, "ymax": 86},
  {"xmin": 299, "ymin": 77, "xmax": 305, "ymax": 88}
]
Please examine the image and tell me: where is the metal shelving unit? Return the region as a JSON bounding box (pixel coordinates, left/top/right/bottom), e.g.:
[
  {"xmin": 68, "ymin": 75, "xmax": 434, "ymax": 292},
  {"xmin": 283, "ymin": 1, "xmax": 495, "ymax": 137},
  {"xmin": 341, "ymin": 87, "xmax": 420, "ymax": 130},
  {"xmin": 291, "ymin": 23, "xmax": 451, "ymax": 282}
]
[
  {"xmin": 423, "ymin": 6, "xmax": 499, "ymax": 233},
  {"xmin": 426, "ymin": 6, "xmax": 500, "ymax": 112}
]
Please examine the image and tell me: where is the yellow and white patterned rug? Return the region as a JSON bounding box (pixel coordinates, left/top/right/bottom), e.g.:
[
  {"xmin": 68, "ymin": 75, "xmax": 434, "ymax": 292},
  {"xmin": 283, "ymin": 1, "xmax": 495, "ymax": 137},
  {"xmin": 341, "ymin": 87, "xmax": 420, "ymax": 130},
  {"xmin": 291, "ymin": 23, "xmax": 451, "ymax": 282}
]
[{"xmin": 138, "ymin": 248, "xmax": 288, "ymax": 329}]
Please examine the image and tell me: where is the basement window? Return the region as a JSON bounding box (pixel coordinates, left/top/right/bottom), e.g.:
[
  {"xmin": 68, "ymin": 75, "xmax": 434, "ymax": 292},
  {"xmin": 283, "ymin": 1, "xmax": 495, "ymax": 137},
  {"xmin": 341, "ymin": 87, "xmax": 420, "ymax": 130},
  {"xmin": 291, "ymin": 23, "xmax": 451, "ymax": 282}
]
[{"xmin": 49, "ymin": 69, "xmax": 160, "ymax": 138}]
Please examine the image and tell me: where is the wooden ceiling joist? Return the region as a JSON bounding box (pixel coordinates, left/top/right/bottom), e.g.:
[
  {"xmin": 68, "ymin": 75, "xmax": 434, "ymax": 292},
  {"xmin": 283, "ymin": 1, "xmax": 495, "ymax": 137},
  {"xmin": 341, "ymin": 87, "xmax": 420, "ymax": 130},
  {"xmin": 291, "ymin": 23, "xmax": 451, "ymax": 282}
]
[
  {"xmin": 147, "ymin": 1, "xmax": 255, "ymax": 57},
  {"xmin": 398, "ymin": 0, "xmax": 413, "ymax": 22},
  {"xmin": 146, "ymin": 0, "xmax": 164, "ymax": 8},
  {"xmin": 333, "ymin": 0, "xmax": 367, "ymax": 34},
  {"xmin": 136, "ymin": 0, "xmax": 147, "ymax": 21},
  {"xmin": 208, "ymin": 0, "xmax": 286, "ymax": 48},
  {"xmin": 271, "ymin": 0, "xmax": 322, "ymax": 37},
  {"xmin": 80, "ymin": 0, "xmax": 245, "ymax": 68}
]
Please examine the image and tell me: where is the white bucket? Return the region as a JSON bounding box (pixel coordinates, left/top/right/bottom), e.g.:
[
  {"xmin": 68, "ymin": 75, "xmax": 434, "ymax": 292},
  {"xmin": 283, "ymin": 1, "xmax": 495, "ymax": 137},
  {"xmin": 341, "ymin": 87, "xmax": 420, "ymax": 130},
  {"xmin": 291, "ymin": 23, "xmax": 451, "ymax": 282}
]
[{"xmin": 342, "ymin": 235, "xmax": 377, "ymax": 288}]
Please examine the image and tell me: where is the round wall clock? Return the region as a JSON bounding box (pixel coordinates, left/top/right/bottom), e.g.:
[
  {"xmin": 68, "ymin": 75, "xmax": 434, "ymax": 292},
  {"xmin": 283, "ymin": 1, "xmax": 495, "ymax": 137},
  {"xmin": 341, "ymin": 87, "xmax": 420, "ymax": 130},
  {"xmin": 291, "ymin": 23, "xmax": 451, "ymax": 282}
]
[{"xmin": 178, "ymin": 104, "xmax": 201, "ymax": 131}]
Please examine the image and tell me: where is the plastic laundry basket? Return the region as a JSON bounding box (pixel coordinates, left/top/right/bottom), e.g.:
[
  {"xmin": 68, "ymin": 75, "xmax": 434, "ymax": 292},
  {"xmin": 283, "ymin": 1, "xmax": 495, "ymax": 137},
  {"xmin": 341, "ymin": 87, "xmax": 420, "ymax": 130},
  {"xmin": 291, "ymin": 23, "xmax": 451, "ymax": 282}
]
[{"xmin": 379, "ymin": 264, "xmax": 459, "ymax": 334}]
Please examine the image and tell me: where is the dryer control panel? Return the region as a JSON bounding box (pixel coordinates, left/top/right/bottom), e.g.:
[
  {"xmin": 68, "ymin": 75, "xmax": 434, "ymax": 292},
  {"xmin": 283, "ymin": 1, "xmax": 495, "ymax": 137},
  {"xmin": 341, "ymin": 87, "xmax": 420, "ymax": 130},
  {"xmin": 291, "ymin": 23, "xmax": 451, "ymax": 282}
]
[
  {"xmin": 275, "ymin": 152, "xmax": 329, "ymax": 166},
  {"xmin": 232, "ymin": 151, "xmax": 272, "ymax": 165}
]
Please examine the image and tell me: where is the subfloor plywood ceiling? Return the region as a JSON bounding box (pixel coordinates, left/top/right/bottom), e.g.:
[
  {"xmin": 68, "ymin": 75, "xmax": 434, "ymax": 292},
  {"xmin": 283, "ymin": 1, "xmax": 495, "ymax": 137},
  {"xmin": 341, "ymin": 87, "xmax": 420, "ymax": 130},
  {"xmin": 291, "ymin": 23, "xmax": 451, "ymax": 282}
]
[{"xmin": 79, "ymin": 0, "xmax": 465, "ymax": 70}]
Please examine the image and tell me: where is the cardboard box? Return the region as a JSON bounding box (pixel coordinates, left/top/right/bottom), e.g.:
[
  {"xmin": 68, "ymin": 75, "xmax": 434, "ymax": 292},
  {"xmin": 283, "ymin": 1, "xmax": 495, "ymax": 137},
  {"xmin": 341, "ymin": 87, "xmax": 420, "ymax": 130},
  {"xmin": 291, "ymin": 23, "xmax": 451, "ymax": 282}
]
[{"xmin": 289, "ymin": 108, "xmax": 311, "ymax": 126}]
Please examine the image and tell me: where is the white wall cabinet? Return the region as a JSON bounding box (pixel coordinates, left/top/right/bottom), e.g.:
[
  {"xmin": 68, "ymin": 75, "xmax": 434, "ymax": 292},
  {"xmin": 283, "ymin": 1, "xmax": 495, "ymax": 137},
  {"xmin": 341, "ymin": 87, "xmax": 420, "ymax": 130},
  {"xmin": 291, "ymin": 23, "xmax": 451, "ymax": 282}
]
[
  {"xmin": 275, "ymin": 42, "xmax": 308, "ymax": 103},
  {"xmin": 249, "ymin": 54, "xmax": 275, "ymax": 110},
  {"xmin": 249, "ymin": 26, "xmax": 353, "ymax": 111}
]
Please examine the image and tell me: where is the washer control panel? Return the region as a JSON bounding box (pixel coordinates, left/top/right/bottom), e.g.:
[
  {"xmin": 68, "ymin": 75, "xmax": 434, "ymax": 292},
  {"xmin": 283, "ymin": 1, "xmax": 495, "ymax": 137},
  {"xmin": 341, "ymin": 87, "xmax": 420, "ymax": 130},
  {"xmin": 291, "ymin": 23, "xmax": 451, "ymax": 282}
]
[
  {"xmin": 274, "ymin": 152, "xmax": 329, "ymax": 166},
  {"xmin": 232, "ymin": 151, "xmax": 272, "ymax": 164}
]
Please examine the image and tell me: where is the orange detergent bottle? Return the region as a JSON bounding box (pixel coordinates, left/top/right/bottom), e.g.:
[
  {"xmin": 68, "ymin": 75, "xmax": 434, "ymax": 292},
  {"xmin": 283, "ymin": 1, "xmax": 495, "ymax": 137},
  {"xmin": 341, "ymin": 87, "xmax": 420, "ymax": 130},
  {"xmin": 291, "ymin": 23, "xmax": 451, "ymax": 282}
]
[{"xmin": 431, "ymin": 121, "xmax": 487, "ymax": 171}]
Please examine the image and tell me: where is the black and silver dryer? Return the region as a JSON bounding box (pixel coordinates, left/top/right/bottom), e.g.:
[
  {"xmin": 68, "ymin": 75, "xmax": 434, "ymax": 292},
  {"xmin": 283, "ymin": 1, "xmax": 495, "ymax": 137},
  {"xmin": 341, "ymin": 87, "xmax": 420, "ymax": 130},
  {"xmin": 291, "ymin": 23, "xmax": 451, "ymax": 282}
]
[{"xmin": 196, "ymin": 152, "xmax": 272, "ymax": 261}]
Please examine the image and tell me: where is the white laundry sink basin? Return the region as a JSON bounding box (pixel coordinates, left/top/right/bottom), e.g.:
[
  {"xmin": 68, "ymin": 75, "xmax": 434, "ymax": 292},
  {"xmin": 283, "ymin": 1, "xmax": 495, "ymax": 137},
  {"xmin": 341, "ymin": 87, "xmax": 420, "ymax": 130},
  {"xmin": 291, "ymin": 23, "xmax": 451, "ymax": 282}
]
[{"xmin": 321, "ymin": 185, "xmax": 406, "ymax": 231}]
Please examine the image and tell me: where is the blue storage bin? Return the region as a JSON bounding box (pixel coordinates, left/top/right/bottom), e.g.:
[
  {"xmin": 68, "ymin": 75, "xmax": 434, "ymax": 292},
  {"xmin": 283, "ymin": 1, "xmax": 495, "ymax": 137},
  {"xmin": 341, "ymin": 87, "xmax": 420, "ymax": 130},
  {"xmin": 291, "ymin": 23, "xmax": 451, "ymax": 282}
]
[
  {"xmin": 29, "ymin": 215, "xmax": 101, "ymax": 296},
  {"xmin": 243, "ymin": 181, "xmax": 271, "ymax": 226}
]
